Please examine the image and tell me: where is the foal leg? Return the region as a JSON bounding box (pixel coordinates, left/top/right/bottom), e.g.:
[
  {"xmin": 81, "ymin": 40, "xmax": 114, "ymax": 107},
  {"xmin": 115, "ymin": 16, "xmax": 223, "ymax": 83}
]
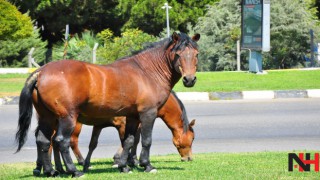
[
  {"xmin": 83, "ymin": 126, "xmax": 103, "ymax": 172},
  {"xmin": 139, "ymin": 110, "xmax": 157, "ymax": 172},
  {"xmin": 112, "ymin": 147, "xmax": 123, "ymax": 168},
  {"xmin": 55, "ymin": 116, "xmax": 83, "ymax": 178},
  {"xmin": 70, "ymin": 122, "xmax": 84, "ymax": 165}
]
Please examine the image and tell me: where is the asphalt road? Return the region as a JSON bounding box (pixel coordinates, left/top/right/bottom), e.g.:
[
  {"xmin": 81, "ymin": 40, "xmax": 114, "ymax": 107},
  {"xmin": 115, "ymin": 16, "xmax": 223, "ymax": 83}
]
[{"xmin": 0, "ymin": 98, "xmax": 320, "ymax": 164}]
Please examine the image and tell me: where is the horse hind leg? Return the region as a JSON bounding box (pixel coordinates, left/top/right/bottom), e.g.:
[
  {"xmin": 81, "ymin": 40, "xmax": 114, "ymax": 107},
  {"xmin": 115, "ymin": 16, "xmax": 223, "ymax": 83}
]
[
  {"xmin": 52, "ymin": 133, "xmax": 66, "ymax": 174},
  {"xmin": 54, "ymin": 115, "xmax": 84, "ymax": 178},
  {"xmin": 33, "ymin": 138, "xmax": 43, "ymax": 176},
  {"xmin": 36, "ymin": 124, "xmax": 59, "ymax": 177}
]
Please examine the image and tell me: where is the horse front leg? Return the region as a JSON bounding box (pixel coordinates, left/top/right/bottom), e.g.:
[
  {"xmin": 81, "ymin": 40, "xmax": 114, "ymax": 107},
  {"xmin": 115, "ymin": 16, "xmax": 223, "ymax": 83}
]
[
  {"xmin": 139, "ymin": 110, "xmax": 157, "ymax": 173},
  {"xmin": 128, "ymin": 123, "xmax": 141, "ymax": 167},
  {"xmin": 118, "ymin": 119, "xmax": 140, "ymax": 173}
]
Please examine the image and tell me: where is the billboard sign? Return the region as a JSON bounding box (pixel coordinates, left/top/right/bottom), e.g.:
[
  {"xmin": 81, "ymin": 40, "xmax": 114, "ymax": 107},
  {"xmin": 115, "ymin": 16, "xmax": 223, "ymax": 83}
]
[{"xmin": 241, "ymin": 0, "xmax": 263, "ymax": 50}]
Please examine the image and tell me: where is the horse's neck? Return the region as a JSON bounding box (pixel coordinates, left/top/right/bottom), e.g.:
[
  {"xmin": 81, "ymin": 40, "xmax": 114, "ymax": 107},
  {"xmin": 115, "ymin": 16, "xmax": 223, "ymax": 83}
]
[
  {"xmin": 160, "ymin": 108, "xmax": 185, "ymax": 137},
  {"xmin": 133, "ymin": 48, "xmax": 180, "ymax": 90}
]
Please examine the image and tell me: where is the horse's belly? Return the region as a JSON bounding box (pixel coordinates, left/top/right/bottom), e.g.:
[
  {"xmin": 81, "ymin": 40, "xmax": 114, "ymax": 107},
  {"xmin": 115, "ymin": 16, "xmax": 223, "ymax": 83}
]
[
  {"xmin": 77, "ymin": 114, "xmax": 117, "ymax": 126},
  {"xmin": 79, "ymin": 103, "xmax": 136, "ymax": 125}
]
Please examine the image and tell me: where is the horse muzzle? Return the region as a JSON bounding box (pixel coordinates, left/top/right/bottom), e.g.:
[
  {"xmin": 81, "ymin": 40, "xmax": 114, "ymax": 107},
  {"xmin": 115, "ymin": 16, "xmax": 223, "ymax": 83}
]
[
  {"xmin": 181, "ymin": 156, "xmax": 193, "ymax": 162},
  {"xmin": 182, "ymin": 75, "xmax": 197, "ymax": 87}
]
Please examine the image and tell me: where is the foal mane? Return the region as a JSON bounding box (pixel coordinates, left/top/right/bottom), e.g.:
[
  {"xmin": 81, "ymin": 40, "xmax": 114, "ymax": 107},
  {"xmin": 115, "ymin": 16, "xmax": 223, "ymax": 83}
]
[{"xmin": 171, "ymin": 91, "xmax": 190, "ymax": 133}]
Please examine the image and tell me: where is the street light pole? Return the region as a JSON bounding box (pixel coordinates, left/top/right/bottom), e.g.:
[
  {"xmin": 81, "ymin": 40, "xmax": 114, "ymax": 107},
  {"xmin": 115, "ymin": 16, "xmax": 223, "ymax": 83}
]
[{"xmin": 162, "ymin": 2, "xmax": 172, "ymax": 38}]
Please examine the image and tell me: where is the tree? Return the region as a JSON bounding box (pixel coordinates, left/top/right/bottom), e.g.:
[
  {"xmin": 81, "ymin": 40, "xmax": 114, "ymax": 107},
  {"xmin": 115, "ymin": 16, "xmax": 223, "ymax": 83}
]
[
  {"xmin": 0, "ymin": 0, "xmax": 33, "ymax": 40},
  {"xmin": 193, "ymin": 0, "xmax": 320, "ymax": 71},
  {"xmin": 122, "ymin": 0, "xmax": 217, "ymax": 36},
  {"xmin": 10, "ymin": 0, "xmax": 121, "ymax": 46},
  {"xmin": 0, "ymin": 0, "xmax": 47, "ymax": 67},
  {"xmin": 263, "ymin": 0, "xmax": 320, "ymax": 69},
  {"xmin": 10, "ymin": 0, "xmax": 217, "ymax": 46},
  {"xmin": 193, "ymin": 0, "xmax": 241, "ymax": 71}
]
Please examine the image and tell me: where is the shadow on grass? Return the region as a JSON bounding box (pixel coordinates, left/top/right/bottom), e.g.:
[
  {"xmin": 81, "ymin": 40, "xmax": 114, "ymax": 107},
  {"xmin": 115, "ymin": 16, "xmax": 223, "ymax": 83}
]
[{"xmin": 86, "ymin": 165, "xmax": 185, "ymax": 175}]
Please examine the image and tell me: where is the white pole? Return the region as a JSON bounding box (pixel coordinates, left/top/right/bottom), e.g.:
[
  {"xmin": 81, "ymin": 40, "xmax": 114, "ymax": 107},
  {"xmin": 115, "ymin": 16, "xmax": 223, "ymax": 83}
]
[
  {"xmin": 92, "ymin": 43, "xmax": 99, "ymax": 64},
  {"xmin": 237, "ymin": 40, "xmax": 241, "ymax": 71},
  {"xmin": 162, "ymin": 3, "xmax": 172, "ymax": 38},
  {"xmin": 28, "ymin": 47, "xmax": 35, "ymax": 68}
]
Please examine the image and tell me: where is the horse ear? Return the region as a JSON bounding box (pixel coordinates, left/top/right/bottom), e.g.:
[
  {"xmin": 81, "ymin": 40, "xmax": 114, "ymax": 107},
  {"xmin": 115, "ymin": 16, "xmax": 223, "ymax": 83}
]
[
  {"xmin": 189, "ymin": 119, "xmax": 196, "ymax": 127},
  {"xmin": 192, "ymin": 34, "xmax": 200, "ymax": 42},
  {"xmin": 172, "ymin": 32, "xmax": 180, "ymax": 42}
]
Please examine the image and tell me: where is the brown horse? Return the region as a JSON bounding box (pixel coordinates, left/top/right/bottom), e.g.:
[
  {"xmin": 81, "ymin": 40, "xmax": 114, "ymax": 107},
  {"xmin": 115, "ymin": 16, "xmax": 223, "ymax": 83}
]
[
  {"xmin": 15, "ymin": 32, "xmax": 200, "ymax": 177},
  {"xmin": 33, "ymin": 91, "xmax": 195, "ymax": 175}
]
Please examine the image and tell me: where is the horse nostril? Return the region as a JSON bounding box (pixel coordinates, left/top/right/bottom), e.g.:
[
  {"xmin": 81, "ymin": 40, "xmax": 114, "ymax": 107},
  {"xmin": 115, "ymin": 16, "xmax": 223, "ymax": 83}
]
[
  {"xmin": 192, "ymin": 76, "xmax": 197, "ymax": 83},
  {"xmin": 183, "ymin": 76, "xmax": 188, "ymax": 83}
]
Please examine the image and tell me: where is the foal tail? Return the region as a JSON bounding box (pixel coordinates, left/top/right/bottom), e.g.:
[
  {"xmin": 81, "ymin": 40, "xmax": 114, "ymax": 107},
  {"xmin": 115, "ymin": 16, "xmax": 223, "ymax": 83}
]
[{"xmin": 15, "ymin": 70, "xmax": 39, "ymax": 153}]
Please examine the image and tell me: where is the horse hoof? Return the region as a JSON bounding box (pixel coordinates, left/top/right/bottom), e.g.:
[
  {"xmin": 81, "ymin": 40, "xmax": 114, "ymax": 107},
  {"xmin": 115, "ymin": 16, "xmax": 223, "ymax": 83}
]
[
  {"xmin": 149, "ymin": 169, "xmax": 157, "ymax": 173},
  {"xmin": 33, "ymin": 169, "xmax": 41, "ymax": 176},
  {"xmin": 83, "ymin": 166, "xmax": 89, "ymax": 172},
  {"xmin": 72, "ymin": 171, "xmax": 84, "ymax": 178},
  {"xmin": 119, "ymin": 167, "xmax": 131, "ymax": 173},
  {"xmin": 112, "ymin": 164, "xmax": 119, "ymax": 168},
  {"xmin": 57, "ymin": 169, "xmax": 66, "ymax": 174},
  {"xmin": 144, "ymin": 165, "xmax": 157, "ymax": 173},
  {"xmin": 45, "ymin": 170, "xmax": 60, "ymax": 177},
  {"xmin": 78, "ymin": 161, "xmax": 84, "ymax": 166}
]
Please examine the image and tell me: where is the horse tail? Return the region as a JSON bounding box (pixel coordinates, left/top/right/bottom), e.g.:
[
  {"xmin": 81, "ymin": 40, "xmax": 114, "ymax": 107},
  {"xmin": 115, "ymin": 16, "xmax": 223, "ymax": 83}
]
[{"xmin": 15, "ymin": 70, "xmax": 40, "ymax": 153}]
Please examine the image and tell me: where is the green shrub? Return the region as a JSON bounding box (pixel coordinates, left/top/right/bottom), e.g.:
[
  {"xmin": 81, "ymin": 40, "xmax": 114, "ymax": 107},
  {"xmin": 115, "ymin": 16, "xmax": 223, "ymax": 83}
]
[
  {"xmin": 0, "ymin": 0, "xmax": 47, "ymax": 67},
  {"xmin": 97, "ymin": 28, "xmax": 157, "ymax": 64},
  {"xmin": 0, "ymin": 28, "xmax": 47, "ymax": 67},
  {"xmin": 52, "ymin": 31, "xmax": 100, "ymax": 62},
  {"xmin": 0, "ymin": 0, "xmax": 33, "ymax": 40}
]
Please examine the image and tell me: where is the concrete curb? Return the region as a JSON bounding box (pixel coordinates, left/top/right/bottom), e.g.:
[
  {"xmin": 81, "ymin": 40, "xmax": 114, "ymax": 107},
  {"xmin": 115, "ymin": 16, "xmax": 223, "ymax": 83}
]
[
  {"xmin": 176, "ymin": 89, "xmax": 320, "ymax": 101},
  {"xmin": 0, "ymin": 68, "xmax": 37, "ymax": 74},
  {"xmin": 1, "ymin": 90, "xmax": 320, "ymax": 105}
]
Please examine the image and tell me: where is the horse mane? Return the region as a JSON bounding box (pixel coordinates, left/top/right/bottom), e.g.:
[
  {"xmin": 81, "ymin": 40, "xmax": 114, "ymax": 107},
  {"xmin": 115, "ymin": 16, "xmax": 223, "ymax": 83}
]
[
  {"xmin": 170, "ymin": 91, "xmax": 190, "ymax": 133},
  {"xmin": 117, "ymin": 32, "xmax": 198, "ymax": 61}
]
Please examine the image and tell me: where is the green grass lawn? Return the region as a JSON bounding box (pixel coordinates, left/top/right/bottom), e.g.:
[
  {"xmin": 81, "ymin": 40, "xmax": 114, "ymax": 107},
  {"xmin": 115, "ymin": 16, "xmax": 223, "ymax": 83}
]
[
  {"xmin": 0, "ymin": 74, "xmax": 28, "ymax": 97},
  {"xmin": 0, "ymin": 152, "xmax": 318, "ymax": 179},
  {"xmin": 174, "ymin": 70, "xmax": 320, "ymax": 92},
  {"xmin": 1, "ymin": 70, "xmax": 320, "ymax": 97}
]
